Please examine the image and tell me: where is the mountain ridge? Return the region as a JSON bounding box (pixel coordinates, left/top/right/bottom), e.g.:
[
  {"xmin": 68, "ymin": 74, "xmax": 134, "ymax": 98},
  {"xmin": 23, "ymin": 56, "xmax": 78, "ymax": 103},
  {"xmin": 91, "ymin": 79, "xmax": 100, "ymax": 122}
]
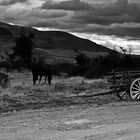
[{"xmin": 0, "ymin": 22, "xmax": 111, "ymax": 52}]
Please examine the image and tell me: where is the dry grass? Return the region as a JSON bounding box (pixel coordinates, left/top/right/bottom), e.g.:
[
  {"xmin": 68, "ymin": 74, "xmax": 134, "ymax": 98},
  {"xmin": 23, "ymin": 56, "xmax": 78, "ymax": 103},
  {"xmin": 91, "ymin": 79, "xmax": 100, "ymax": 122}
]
[{"xmin": 0, "ymin": 72, "xmax": 119, "ymax": 113}]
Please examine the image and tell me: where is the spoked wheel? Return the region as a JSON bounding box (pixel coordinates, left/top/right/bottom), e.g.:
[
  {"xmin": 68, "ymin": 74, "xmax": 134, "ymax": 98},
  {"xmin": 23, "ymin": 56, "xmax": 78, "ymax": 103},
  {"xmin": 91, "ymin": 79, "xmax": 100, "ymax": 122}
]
[
  {"xmin": 117, "ymin": 87, "xmax": 130, "ymax": 100},
  {"xmin": 130, "ymin": 78, "xmax": 140, "ymax": 100}
]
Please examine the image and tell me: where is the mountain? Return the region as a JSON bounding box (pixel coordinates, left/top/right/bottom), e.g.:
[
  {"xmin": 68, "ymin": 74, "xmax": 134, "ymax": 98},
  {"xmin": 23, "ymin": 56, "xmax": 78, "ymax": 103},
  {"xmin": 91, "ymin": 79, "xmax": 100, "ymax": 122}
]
[
  {"xmin": 0, "ymin": 22, "xmax": 111, "ymax": 62},
  {"xmin": 35, "ymin": 30, "xmax": 111, "ymax": 52}
]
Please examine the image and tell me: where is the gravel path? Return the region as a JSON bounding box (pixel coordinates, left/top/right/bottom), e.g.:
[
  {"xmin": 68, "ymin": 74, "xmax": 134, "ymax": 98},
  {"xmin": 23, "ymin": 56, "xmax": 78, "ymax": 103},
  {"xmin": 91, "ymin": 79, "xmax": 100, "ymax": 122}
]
[{"xmin": 1, "ymin": 101, "xmax": 140, "ymax": 140}]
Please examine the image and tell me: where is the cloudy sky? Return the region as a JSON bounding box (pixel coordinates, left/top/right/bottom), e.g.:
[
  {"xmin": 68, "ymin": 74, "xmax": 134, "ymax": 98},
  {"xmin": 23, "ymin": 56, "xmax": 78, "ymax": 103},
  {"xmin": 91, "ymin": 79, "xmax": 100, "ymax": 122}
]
[{"xmin": 0, "ymin": 0, "xmax": 140, "ymax": 53}]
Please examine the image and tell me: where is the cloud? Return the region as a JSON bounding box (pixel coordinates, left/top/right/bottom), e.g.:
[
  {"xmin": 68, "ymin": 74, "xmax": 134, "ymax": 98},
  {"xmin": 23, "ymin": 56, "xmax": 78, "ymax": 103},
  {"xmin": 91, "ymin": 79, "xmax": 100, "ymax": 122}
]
[
  {"xmin": 0, "ymin": 0, "xmax": 28, "ymax": 6},
  {"xmin": 69, "ymin": 0, "xmax": 140, "ymax": 25},
  {"xmin": 26, "ymin": 0, "xmax": 139, "ymax": 40},
  {"xmin": 28, "ymin": 9, "xmax": 68, "ymax": 19},
  {"xmin": 41, "ymin": 0, "xmax": 91, "ymax": 11},
  {"xmin": 26, "ymin": 9, "xmax": 69, "ymax": 28},
  {"xmin": 1, "ymin": 0, "xmax": 140, "ymax": 41},
  {"xmin": 1, "ymin": 7, "xmax": 70, "ymax": 29},
  {"xmin": 39, "ymin": 0, "xmax": 140, "ymax": 29}
]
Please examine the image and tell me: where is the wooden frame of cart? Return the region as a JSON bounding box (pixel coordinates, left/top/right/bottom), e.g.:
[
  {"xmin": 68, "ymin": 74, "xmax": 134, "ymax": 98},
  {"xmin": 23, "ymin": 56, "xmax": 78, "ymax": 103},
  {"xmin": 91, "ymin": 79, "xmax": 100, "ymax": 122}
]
[{"xmin": 108, "ymin": 70, "xmax": 140, "ymax": 100}]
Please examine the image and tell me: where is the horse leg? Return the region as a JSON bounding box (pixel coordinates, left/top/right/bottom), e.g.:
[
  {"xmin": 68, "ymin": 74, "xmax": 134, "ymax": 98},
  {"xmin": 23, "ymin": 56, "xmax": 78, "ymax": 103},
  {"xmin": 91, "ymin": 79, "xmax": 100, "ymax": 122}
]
[
  {"xmin": 33, "ymin": 76, "xmax": 36, "ymax": 85},
  {"xmin": 48, "ymin": 74, "xmax": 52, "ymax": 85},
  {"xmin": 39, "ymin": 75, "xmax": 42, "ymax": 84},
  {"xmin": 33, "ymin": 74, "xmax": 38, "ymax": 85},
  {"xmin": 44, "ymin": 76, "xmax": 47, "ymax": 84}
]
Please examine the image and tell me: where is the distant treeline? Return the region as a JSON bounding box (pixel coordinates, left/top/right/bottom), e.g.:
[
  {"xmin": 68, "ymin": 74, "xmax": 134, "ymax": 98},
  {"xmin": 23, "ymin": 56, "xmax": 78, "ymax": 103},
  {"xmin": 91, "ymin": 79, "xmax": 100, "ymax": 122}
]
[
  {"xmin": 62, "ymin": 50, "xmax": 140, "ymax": 78},
  {"xmin": 1, "ymin": 30, "xmax": 140, "ymax": 78}
]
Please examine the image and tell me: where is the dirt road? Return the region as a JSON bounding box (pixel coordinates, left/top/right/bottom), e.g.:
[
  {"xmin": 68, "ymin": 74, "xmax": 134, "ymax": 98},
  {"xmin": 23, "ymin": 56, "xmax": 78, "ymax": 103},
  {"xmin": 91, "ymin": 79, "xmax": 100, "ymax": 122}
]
[{"xmin": 1, "ymin": 101, "xmax": 140, "ymax": 140}]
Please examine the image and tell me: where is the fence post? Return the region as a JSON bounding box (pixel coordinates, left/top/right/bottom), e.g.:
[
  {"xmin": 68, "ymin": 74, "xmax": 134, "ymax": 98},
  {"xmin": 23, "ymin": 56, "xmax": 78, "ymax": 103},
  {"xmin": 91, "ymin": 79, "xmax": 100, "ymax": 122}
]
[{"xmin": 112, "ymin": 70, "xmax": 116, "ymax": 85}]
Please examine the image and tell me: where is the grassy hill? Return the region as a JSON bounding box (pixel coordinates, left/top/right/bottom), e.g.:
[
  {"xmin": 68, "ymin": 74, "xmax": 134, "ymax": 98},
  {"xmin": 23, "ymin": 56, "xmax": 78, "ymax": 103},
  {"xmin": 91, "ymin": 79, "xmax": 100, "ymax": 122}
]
[{"xmin": 0, "ymin": 22, "xmax": 111, "ymax": 63}]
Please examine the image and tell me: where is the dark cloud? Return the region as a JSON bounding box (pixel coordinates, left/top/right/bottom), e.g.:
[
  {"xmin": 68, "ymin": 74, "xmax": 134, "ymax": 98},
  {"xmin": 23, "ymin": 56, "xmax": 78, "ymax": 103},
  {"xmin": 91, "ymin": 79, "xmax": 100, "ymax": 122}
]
[
  {"xmin": 41, "ymin": 0, "xmax": 91, "ymax": 11},
  {"xmin": 28, "ymin": 9, "xmax": 68, "ymax": 19},
  {"xmin": 1, "ymin": 0, "xmax": 140, "ymax": 39},
  {"xmin": 29, "ymin": 0, "xmax": 139, "ymax": 39},
  {"xmin": 39, "ymin": 0, "xmax": 140, "ymax": 27},
  {"xmin": 0, "ymin": 0, "xmax": 28, "ymax": 6},
  {"xmin": 3, "ymin": 8, "xmax": 70, "ymax": 28},
  {"xmin": 69, "ymin": 0, "xmax": 140, "ymax": 26},
  {"xmin": 24, "ymin": 8, "xmax": 69, "ymax": 27},
  {"xmin": 94, "ymin": 27, "xmax": 140, "ymax": 40}
]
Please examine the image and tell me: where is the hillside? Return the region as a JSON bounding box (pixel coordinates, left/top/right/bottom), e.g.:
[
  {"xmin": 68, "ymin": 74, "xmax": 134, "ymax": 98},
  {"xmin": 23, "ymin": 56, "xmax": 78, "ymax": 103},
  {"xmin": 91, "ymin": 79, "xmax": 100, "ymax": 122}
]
[
  {"xmin": 0, "ymin": 22, "xmax": 111, "ymax": 62},
  {"xmin": 34, "ymin": 30, "xmax": 110, "ymax": 52}
]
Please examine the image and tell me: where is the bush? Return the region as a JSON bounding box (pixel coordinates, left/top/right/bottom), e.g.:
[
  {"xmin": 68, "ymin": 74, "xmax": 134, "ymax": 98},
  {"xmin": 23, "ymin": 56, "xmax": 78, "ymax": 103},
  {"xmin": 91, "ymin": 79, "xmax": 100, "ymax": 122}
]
[
  {"xmin": 69, "ymin": 50, "xmax": 90, "ymax": 76},
  {"xmin": 87, "ymin": 51, "xmax": 140, "ymax": 78},
  {"xmin": 81, "ymin": 50, "xmax": 140, "ymax": 78},
  {"xmin": 52, "ymin": 62, "xmax": 74, "ymax": 76}
]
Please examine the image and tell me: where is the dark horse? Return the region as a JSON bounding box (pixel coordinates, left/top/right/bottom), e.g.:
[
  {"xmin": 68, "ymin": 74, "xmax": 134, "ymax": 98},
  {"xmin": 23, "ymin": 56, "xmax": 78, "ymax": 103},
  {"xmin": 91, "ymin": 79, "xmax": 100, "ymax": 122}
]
[{"xmin": 31, "ymin": 64, "xmax": 52, "ymax": 85}]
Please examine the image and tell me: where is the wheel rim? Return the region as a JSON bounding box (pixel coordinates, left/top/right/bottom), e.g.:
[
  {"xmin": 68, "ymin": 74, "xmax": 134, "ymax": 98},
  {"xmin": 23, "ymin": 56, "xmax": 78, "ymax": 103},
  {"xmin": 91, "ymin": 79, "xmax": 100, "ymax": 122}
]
[
  {"xmin": 117, "ymin": 89, "xmax": 129, "ymax": 100},
  {"xmin": 130, "ymin": 78, "xmax": 140, "ymax": 100}
]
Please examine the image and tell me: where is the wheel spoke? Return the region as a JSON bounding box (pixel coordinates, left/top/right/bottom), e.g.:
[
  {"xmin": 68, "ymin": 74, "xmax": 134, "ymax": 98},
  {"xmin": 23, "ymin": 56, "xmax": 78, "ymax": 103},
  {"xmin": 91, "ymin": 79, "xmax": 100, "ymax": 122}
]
[
  {"xmin": 130, "ymin": 78, "xmax": 140, "ymax": 100},
  {"xmin": 132, "ymin": 87, "xmax": 139, "ymax": 91},
  {"xmin": 118, "ymin": 90, "xmax": 129, "ymax": 100},
  {"xmin": 134, "ymin": 83, "xmax": 140, "ymax": 89},
  {"xmin": 131, "ymin": 91, "xmax": 139, "ymax": 94},
  {"xmin": 120, "ymin": 91, "xmax": 127, "ymax": 97},
  {"xmin": 138, "ymin": 81, "xmax": 140, "ymax": 86},
  {"xmin": 124, "ymin": 94, "xmax": 127, "ymax": 99},
  {"xmin": 131, "ymin": 91, "xmax": 140, "ymax": 99},
  {"xmin": 122, "ymin": 91, "xmax": 127, "ymax": 99},
  {"xmin": 137, "ymin": 94, "xmax": 140, "ymax": 99}
]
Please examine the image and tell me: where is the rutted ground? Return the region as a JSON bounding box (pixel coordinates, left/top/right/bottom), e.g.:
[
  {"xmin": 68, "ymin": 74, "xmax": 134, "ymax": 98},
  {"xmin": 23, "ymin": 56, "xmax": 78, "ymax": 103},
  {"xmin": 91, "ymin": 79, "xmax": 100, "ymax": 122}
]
[
  {"xmin": 1, "ymin": 101, "xmax": 140, "ymax": 140},
  {"xmin": 0, "ymin": 72, "xmax": 140, "ymax": 140}
]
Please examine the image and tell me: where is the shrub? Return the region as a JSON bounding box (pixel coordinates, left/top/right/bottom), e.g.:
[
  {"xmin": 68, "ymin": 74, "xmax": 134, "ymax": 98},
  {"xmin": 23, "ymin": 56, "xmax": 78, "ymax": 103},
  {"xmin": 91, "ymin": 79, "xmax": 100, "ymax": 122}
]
[{"xmin": 85, "ymin": 50, "xmax": 140, "ymax": 78}]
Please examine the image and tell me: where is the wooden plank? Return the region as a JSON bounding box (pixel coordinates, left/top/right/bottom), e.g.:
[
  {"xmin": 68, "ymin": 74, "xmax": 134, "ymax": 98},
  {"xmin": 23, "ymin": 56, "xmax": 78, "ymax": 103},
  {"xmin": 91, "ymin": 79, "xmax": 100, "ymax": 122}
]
[
  {"xmin": 110, "ymin": 84, "xmax": 130, "ymax": 89},
  {"xmin": 68, "ymin": 90, "xmax": 115, "ymax": 98},
  {"xmin": 106, "ymin": 70, "xmax": 140, "ymax": 85},
  {"xmin": 107, "ymin": 71, "xmax": 140, "ymax": 75}
]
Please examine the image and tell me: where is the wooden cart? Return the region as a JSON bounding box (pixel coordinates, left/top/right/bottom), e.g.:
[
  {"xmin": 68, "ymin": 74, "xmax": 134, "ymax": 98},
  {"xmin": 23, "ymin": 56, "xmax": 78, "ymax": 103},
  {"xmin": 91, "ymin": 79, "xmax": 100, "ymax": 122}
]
[
  {"xmin": 108, "ymin": 70, "xmax": 140, "ymax": 100},
  {"xmin": 68, "ymin": 70, "xmax": 140, "ymax": 100}
]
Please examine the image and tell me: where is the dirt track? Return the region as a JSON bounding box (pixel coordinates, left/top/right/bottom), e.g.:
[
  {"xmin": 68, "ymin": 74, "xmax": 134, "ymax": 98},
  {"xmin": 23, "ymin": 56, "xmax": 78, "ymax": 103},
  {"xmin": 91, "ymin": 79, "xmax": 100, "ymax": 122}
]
[{"xmin": 1, "ymin": 101, "xmax": 140, "ymax": 140}]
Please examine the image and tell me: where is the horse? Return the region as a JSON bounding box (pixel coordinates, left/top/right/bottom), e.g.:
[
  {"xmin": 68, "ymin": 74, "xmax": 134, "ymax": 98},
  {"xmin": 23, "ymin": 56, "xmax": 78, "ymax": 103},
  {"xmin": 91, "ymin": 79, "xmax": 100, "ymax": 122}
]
[{"xmin": 31, "ymin": 64, "xmax": 52, "ymax": 85}]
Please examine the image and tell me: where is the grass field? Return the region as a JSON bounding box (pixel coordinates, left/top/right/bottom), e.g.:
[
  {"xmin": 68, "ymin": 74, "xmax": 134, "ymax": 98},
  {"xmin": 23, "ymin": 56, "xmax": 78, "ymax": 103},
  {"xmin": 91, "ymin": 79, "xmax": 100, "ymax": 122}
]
[{"xmin": 0, "ymin": 71, "xmax": 121, "ymax": 114}]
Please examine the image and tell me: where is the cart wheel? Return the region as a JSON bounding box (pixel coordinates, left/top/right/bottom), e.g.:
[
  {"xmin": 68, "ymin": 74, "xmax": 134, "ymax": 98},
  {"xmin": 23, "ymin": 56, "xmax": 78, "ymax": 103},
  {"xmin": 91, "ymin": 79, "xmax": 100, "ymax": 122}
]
[
  {"xmin": 117, "ymin": 88, "xmax": 130, "ymax": 100},
  {"xmin": 130, "ymin": 78, "xmax": 140, "ymax": 100}
]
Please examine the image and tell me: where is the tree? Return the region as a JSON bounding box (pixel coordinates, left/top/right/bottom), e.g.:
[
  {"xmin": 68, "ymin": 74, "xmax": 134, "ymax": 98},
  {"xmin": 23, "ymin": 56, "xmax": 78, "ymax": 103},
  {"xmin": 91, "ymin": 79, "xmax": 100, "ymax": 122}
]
[
  {"xmin": 73, "ymin": 48, "xmax": 90, "ymax": 75},
  {"xmin": 74, "ymin": 48, "xmax": 89, "ymax": 66},
  {"xmin": 13, "ymin": 31, "xmax": 34, "ymax": 66}
]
